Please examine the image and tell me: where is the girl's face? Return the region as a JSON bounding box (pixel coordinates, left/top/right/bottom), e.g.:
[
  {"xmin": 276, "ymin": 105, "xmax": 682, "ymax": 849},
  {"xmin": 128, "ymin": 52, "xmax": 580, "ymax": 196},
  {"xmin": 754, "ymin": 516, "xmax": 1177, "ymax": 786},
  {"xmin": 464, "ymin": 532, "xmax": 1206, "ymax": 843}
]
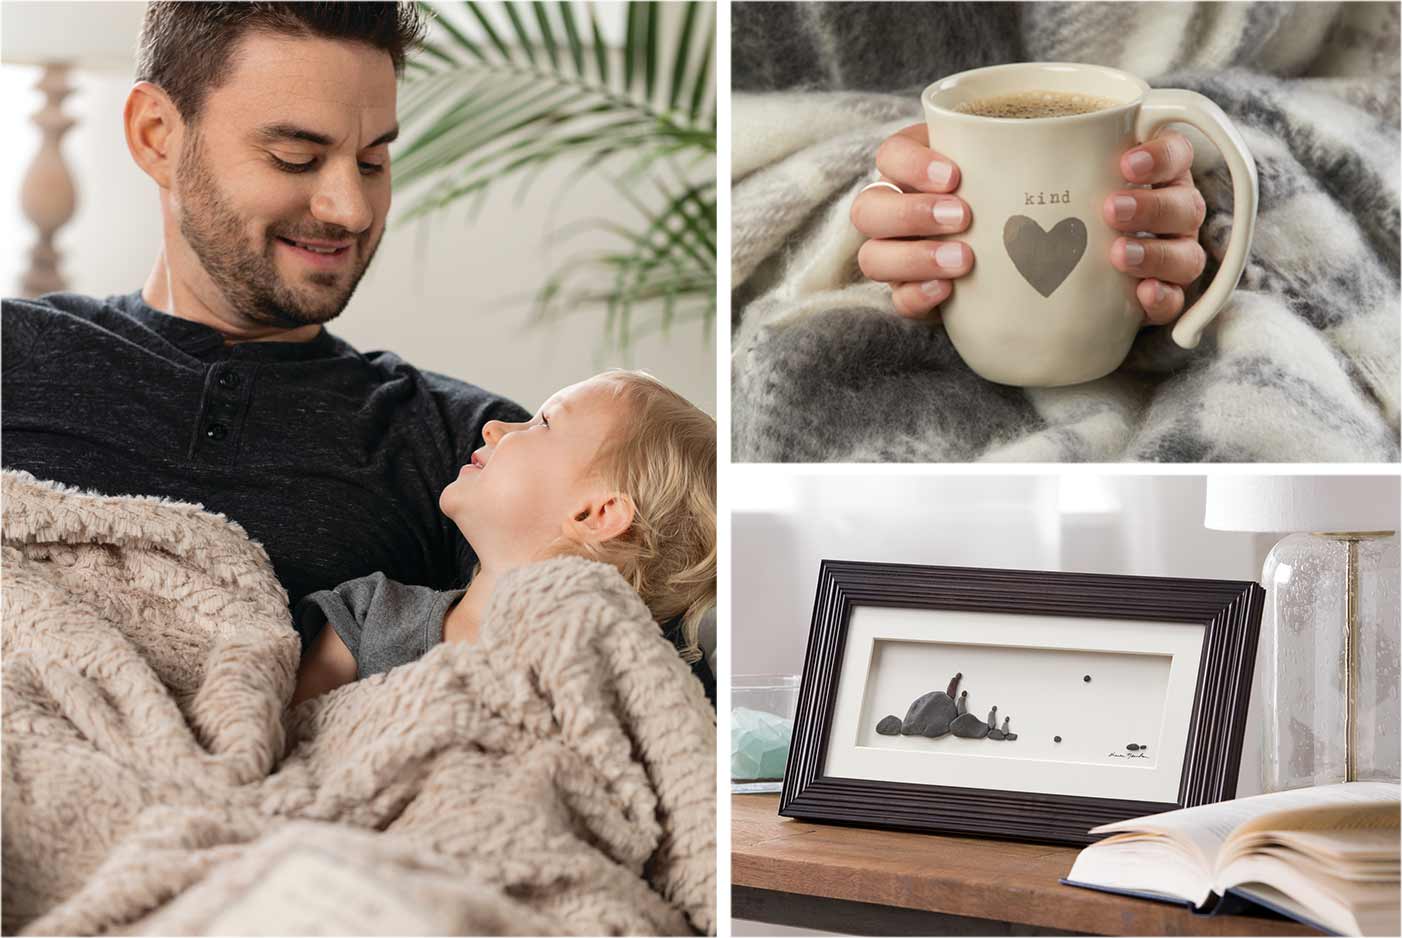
[{"xmin": 439, "ymin": 377, "xmax": 630, "ymax": 566}]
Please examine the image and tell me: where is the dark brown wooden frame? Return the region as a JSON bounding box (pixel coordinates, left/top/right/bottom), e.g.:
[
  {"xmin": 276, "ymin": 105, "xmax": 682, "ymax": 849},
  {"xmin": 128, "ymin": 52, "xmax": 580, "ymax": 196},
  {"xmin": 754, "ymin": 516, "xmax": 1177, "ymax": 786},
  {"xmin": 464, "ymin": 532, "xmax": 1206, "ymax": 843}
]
[{"xmin": 780, "ymin": 560, "xmax": 1265, "ymax": 847}]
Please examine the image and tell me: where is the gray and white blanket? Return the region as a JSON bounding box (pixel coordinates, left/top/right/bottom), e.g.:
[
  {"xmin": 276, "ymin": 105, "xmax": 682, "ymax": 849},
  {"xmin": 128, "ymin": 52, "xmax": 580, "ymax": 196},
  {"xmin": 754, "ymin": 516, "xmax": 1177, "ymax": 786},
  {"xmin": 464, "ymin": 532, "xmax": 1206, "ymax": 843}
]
[{"xmin": 731, "ymin": 1, "xmax": 1400, "ymax": 462}]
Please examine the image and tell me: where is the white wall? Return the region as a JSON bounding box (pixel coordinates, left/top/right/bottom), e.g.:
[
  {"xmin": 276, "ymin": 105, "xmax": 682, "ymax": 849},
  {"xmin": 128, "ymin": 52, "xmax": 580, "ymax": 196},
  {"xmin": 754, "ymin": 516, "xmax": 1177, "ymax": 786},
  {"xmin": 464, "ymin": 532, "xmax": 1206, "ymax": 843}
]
[
  {"xmin": 2, "ymin": 2, "xmax": 714, "ymax": 414},
  {"xmin": 730, "ymin": 470, "xmax": 1277, "ymax": 797}
]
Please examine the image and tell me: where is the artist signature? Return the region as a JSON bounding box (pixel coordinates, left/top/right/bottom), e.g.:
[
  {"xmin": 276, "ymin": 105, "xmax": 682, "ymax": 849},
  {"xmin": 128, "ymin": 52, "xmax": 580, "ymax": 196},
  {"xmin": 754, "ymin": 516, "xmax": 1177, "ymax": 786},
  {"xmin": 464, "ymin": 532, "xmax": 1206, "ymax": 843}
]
[{"xmin": 1108, "ymin": 752, "xmax": 1150, "ymax": 759}]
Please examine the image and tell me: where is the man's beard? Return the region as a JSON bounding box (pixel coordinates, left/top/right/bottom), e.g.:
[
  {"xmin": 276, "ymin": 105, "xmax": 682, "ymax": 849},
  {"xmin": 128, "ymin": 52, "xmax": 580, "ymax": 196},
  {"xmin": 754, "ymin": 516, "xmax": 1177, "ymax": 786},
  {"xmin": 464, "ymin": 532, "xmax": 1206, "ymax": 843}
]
[{"xmin": 174, "ymin": 132, "xmax": 378, "ymax": 330}]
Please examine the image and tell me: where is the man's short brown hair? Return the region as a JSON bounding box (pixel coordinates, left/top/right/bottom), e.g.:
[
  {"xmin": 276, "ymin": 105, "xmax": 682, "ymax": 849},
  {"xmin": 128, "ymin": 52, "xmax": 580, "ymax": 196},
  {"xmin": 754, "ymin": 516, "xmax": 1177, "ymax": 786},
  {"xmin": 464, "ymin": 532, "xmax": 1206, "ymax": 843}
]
[{"xmin": 135, "ymin": 2, "xmax": 428, "ymax": 125}]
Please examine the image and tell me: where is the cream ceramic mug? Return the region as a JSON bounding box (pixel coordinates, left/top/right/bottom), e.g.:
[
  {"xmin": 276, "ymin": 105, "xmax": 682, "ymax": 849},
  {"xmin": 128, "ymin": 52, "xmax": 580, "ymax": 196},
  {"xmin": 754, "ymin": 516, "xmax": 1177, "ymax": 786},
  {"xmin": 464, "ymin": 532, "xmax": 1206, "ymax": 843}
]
[{"xmin": 922, "ymin": 62, "xmax": 1258, "ymax": 387}]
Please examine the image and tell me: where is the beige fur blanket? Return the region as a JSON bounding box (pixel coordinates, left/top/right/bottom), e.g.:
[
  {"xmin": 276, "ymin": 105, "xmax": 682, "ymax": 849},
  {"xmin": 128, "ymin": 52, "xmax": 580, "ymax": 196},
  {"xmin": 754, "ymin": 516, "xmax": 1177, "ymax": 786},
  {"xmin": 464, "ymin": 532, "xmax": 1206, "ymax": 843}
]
[{"xmin": 1, "ymin": 470, "xmax": 715, "ymax": 936}]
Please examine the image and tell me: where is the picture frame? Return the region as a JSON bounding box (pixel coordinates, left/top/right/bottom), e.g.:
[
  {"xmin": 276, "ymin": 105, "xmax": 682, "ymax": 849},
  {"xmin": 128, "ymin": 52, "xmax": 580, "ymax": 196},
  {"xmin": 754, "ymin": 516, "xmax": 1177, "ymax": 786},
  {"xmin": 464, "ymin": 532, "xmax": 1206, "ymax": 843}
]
[{"xmin": 780, "ymin": 560, "xmax": 1265, "ymax": 846}]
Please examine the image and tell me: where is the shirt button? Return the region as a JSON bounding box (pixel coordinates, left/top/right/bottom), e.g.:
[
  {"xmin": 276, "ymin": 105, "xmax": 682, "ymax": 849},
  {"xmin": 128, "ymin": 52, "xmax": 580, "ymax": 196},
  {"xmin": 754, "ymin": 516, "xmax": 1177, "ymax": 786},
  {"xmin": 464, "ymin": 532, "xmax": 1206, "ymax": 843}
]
[
  {"xmin": 217, "ymin": 371, "xmax": 241, "ymax": 389},
  {"xmin": 205, "ymin": 423, "xmax": 228, "ymax": 441}
]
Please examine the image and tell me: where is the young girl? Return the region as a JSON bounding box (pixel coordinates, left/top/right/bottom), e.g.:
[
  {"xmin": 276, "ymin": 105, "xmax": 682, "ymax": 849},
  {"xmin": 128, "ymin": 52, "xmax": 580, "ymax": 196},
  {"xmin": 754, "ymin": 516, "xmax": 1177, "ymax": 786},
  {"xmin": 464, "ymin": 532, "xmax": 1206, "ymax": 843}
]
[{"xmin": 291, "ymin": 369, "xmax": 716, "ymax": 705}]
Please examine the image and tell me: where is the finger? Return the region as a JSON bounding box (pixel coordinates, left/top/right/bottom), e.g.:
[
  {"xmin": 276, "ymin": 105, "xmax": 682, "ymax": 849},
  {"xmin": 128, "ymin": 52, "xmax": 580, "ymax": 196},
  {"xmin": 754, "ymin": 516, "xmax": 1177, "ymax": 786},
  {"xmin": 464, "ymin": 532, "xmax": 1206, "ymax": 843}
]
[
  {"xmin": 851, "ymin": 189, "xmax": 970, "ymax": 239},
  {"xmin": 1111, "ymin": 236, "xmax": 1207, "ymax": 286},
  {"xmin": 1121, "ymin": 130, "xmax": 1194, "ymax": 185},
  {"xmin": 874, "ymin": 123, "xmax": 961, "ymax": 193},
  {"xmin": 1136, "ymin": 278, "xmax": 1185, "ymax": 325},
  {"xmin": 858, "ymin": 239, "xmax": 973, "ymax": 283},
  {"xmin": 891, "ymin": 279, "xmax": 951, "ymax": 319},
  {"xmin": 1102, "ymin": 185, "xmax": 1207, "ymax": 236}
]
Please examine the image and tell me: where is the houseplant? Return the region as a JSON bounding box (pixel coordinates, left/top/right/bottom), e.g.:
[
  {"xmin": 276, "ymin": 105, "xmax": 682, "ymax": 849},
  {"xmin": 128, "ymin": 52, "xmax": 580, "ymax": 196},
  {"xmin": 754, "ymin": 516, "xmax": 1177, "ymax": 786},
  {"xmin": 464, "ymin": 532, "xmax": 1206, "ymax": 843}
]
[{"xmin": 394, "ymin": 1, "xmax": 715, "ymax": 349}]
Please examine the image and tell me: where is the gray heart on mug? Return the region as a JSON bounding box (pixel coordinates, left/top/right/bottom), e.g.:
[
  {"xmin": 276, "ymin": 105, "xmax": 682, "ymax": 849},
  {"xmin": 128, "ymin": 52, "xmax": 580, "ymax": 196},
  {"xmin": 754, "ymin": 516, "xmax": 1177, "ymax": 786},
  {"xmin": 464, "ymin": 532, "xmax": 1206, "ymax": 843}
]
[{"xmin": 1003, "ymin": 215, "xmax": 1088, "ymax": 298}]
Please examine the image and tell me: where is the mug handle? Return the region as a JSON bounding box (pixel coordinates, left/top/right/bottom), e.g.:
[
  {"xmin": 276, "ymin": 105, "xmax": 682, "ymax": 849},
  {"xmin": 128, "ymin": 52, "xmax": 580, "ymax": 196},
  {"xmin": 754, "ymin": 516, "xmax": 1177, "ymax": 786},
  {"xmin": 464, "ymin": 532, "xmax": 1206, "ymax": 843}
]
[{"xmin": 1134, "ymin": 89, "xmax": 1259, "ymax": 350}]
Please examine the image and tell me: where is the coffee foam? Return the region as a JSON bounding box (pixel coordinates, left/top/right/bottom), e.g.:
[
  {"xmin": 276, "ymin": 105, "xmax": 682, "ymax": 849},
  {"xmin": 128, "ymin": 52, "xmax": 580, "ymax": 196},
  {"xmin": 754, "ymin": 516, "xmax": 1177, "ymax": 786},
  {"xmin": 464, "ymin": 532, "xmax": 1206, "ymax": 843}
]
[{"xmin": 954, "ymin": 90, "xmax": 1118, "ymax": 119}]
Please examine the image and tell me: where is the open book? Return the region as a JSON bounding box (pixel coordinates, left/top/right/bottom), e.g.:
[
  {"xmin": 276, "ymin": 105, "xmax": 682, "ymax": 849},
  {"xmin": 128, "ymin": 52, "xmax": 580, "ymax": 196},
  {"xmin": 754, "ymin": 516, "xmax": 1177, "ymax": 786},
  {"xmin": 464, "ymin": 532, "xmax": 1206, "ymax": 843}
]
[{"xmin": 1063, "ymin": 782, "xmax": 1400, "ymax": 937}]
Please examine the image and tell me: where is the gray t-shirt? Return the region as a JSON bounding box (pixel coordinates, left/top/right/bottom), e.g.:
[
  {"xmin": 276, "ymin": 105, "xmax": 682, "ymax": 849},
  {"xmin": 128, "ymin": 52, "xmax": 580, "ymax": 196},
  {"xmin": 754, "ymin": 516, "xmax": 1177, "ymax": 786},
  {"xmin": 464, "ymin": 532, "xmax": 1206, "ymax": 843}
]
[
  {"xmin": 298, "ymin": 572, "xmax": 716, "ymax": 706},
  {"xmin": 295, "ymin": 572, "xmax": 465, "ymax": 678}
]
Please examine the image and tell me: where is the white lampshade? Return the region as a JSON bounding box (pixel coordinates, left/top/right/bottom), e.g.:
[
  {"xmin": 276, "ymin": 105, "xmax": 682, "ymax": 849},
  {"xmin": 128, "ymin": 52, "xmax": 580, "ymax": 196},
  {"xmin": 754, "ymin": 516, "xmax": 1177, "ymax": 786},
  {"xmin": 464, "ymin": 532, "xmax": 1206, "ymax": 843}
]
[
  {"xmin": 2, "ymin": 1, "xmax": 145, "ymax": 70},
  {"xmin": 1204, "ymin": 476, "xmax": 1400, "ymax": 534}
]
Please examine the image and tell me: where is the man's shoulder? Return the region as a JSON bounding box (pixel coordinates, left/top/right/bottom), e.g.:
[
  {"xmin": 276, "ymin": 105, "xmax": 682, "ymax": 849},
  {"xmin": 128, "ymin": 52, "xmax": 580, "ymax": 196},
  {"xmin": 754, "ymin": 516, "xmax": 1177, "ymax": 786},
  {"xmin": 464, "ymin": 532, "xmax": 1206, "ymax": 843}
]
[
  {"xmin": 2, "ymin": 291, "xmax": 130, "ymax": 373},
  {"xmin": 422, "ymin": 366, "xmax": 530, "ymax": 420},
  {"xmin": 3, "ymin": 290, "xmax": 123, "ymax": 321},
  {"xmin": 3, "ymin": 289, "xmax": 135, "ymax": 342},
  {"xmin": 360, "ymin": 350, "xmax": 530, "ymax": 422}
]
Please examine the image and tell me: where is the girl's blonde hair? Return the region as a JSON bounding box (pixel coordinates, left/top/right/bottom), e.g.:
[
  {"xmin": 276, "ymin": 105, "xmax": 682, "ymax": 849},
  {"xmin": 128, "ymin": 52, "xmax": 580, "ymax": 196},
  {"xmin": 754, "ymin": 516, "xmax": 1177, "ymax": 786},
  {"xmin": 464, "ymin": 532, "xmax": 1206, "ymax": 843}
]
[{"xmin": 570, "ymin": 370, "xmax": 716, "ymax": 663}]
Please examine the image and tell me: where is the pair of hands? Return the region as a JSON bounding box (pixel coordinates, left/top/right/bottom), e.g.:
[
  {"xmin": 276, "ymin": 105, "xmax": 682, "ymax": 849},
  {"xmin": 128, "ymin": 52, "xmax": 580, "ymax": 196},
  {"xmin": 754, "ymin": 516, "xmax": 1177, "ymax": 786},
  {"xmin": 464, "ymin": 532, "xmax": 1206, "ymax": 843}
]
[{"xmin": 851, "ymin": 124, "xmax": 1209, "ymax": 322}]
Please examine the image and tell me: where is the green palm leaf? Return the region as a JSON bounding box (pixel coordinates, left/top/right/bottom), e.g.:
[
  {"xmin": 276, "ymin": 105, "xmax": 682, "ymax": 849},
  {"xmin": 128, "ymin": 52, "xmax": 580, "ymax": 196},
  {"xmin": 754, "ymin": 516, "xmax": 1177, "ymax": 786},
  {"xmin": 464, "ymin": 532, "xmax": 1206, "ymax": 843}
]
[
  {"xmin": 499, "ymin": 2, "xmax": 537, "ymax": 65},
  {"xmin": 588, "ymin": 4, "xmax": 610, "ymax": 84},
  {"xmin": 536, "ymin": 174, "xmax": 715, "ymax": 346},
  {"xmin": 667, "ymin": 2, "xmax": 698, "ymax": 112},
  {"xmin": 557, "ymin": 2, "xmax": 585, "ymax": 76},
  {"xmin": 396, "ymin": 1, "xmax": 716, "ymax": 349}
]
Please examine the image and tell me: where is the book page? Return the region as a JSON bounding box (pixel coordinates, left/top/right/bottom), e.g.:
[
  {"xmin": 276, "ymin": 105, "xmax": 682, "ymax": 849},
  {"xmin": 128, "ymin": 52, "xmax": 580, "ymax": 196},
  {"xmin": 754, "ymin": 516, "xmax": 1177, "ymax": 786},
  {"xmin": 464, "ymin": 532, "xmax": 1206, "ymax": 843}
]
[
  {"xmin": 1227, "ymin": 883, "xmax": 1347, "ymax": 936},
  {"xmin": 1217, "ymin": 856, "xmax": 1401, "ymax": 937},
  {"xmin": 1222, "ymin": 830, "xmax": 1400, "ymax": 877},
  {"xmin": 1235, "ymin": 883, "xmax": 1402, "ymax": 938},
  {"xmin": 1064, "ymin": 837, "xmax": 1213, "ymax": 906},
  {"xmin": 1233, "ymin": 799, "xmax": 1400, "ymax": 839},
  {"xmin": 1229, "ymin": 842, "xmax": 1398, "ymax": 891},
  {"xmin": 1090, "ymin": 782, "xmax": 1400, "ymax": 872}
]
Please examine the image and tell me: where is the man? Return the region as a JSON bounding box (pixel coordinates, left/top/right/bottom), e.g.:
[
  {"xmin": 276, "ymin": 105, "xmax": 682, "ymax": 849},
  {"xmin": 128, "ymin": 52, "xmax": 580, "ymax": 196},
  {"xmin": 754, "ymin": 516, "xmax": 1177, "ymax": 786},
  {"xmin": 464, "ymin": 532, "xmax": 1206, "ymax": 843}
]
[{"xmin": 2, "ymin": 2, "xmax": 528, "ymax": 642}]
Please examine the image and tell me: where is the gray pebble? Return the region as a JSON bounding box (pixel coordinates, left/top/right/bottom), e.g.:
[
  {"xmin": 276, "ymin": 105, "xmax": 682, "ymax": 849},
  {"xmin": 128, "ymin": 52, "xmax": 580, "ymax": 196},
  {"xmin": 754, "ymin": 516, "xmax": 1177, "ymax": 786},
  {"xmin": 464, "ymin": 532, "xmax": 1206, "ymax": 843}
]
[
  {"xmin": 900, "ymin": 690, "xmax": 958, "ymax": 737},
  {"xmin": 950, "ymin": 712, "xmax": 990, "ymax": 739}
]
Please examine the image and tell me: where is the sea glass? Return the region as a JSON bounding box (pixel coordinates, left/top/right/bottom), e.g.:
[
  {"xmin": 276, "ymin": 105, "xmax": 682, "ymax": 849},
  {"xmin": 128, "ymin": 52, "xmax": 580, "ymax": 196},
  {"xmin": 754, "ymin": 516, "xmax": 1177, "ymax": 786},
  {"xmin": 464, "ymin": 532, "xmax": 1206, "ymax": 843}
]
[{"xmin": 731, "ymin": 706, "xmax": 794, "ymax": 785}]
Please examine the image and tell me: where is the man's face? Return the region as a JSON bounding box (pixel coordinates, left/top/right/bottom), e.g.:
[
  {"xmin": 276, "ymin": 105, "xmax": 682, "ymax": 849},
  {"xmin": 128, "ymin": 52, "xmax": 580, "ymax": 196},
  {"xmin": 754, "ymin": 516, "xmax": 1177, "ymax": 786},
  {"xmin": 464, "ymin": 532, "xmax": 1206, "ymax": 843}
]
[{"xmin": 170, "ymin": 34, "xmax": 397, "ymax": 329}]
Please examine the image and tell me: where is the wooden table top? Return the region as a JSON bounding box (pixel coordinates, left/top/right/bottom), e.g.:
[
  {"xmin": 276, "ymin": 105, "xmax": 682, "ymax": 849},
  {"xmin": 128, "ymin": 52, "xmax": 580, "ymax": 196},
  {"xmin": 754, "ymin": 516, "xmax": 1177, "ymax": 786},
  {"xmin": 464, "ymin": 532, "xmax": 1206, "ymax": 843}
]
[{"xmin": 732, "ymin": 794, "xmax": 1318, "ymax": 936}]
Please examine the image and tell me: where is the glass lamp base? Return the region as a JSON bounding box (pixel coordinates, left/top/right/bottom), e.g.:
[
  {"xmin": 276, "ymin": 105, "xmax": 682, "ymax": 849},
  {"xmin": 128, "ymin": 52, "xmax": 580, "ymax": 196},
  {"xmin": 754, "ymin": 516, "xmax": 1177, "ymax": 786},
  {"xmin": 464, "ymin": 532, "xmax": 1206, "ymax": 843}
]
[{"xmin": 1259, "ymin": 533, "xmax": 1400, "ymax": 792}]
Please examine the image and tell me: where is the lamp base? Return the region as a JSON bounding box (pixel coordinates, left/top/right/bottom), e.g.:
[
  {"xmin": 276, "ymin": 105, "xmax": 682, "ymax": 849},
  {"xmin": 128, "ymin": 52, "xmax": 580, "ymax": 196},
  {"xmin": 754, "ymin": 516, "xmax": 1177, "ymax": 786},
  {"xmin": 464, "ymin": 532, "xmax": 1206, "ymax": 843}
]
[
  {"xmin": 1259, "ymin": 533, "xmax": 1400, "ymax": 792},
  {"xmin": 19, "ymin": 62, "xmax": 77, "ymax": 298}
]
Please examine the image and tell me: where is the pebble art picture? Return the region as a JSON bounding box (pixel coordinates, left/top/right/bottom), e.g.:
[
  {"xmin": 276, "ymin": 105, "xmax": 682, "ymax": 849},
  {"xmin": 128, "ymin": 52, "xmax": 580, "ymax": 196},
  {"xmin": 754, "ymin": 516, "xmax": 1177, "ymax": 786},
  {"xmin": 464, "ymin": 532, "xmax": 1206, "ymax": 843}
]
[
  {"xmin": 874, "ymin": 672, "xmax": 1018, "ymax": 742},
  {"xmin": 873, "ymin": 670, "xmax": 1152, "ymax": 764}
]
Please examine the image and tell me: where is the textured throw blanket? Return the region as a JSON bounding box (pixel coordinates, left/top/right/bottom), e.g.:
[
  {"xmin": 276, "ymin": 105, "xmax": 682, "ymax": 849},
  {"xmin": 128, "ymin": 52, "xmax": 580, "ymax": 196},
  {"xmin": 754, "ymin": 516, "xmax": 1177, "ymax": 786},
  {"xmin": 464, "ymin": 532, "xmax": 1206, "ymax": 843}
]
[
  {"xmin": 1, "ymin": 470, "xmax": 715, "ymax": 936},
  {"xmin": 732, "ymin": 1, "xmax": 1400, "ymax": 462}
]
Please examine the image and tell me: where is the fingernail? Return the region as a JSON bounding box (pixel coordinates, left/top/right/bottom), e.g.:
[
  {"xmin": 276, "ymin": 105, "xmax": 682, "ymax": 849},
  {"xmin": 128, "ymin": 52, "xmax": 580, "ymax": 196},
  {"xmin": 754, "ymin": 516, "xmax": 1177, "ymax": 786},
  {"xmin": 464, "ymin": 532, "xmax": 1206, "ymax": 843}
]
[
  {"xmin": 1123, "ymin": 240, "xmax": 1145, "ymax": 266},
  {"xmin": 1153, "ymin": 280, "xmax": 1166, "ymax": 303},
  {"xmin": 1127, "ymin": 150, "xmax": 1153, "ymax": 177},
  {"xmin": 934, "ymin": 242, "xmax": 965, "ymax": 269},
  {"xmin": 928, "ymin": 160, "xmax": 954, "ymax": 187},
  {"xmin": 1112, "ymin": 195, "xmax": 1136, "ymax": 223},
  {"xmin": 920, "ymin": 278, "xmax": 949, "ymax": 297},
  {"xmin": 932, "ymin": 199, "xmax": 964, "ymax": 226}
]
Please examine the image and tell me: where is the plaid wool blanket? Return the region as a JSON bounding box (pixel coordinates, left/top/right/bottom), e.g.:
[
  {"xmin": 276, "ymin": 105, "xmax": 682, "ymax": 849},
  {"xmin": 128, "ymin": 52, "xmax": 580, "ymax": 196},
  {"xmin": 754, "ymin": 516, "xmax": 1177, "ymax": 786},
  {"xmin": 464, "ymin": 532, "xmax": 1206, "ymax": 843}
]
[{"xmin": 731, "ymin": 1, "xmax": 1400, "ymax": 462}]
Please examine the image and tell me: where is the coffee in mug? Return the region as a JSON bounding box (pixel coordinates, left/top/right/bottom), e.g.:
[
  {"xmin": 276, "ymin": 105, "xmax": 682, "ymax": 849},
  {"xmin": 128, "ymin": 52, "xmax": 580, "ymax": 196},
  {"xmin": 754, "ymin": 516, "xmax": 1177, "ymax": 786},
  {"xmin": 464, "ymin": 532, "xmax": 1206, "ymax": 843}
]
[
  {"xmin": 955, "ymin": 90, "xmax": 1117, "ymax": 119},
  {"xmin": 923, "ymin": 62, "xmax": 1258, "ymax": 387}
]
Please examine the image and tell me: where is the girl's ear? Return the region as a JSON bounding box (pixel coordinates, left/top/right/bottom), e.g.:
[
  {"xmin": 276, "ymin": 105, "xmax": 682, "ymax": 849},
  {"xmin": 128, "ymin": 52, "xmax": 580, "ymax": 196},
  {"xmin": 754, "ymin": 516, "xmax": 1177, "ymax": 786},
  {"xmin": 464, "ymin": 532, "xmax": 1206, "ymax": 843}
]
[{"xmin": 566, "ymin": 493, "xmax": 635, "ymax": 545}]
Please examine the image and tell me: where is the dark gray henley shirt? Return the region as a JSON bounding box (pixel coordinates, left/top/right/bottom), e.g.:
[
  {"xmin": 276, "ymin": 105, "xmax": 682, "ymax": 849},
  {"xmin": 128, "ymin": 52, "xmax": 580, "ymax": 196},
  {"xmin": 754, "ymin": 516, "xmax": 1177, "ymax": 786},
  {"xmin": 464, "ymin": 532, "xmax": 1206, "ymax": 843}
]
[{"xmin": 1, "ymin": 289, "xmax": 529, "ymax": 649}]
